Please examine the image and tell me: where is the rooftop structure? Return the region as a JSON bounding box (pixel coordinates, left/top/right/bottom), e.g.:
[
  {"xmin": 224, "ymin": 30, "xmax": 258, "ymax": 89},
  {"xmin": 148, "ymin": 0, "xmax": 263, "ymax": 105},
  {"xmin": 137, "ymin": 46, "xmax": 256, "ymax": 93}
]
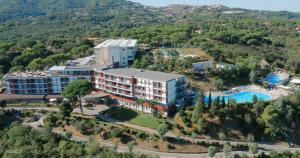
[
  {"xmin": 49, "ymin": 65, "xmax": 95, "ymax": 71},
  {"xmin": 101, "ymin": 68, "xmax": 185, "ymax": 82},
  {"xmin": 67, "ymin": 55, "xmax": 95, "ymax": 66},
  {"xmin": 216, "ymin": 62, "xmax": 235, "ymax": 69},
  {"xmin": 94, "ymin": 39, "xmax": 137, "ymax": 48},
  {"xmin": 3, "ymin": 71, "xmax": 50, "ymax": 79},
  {"xmin": 290, "ymin": 78, "xmax": 300, "ymax": 85},
  {"xmin": 192, "ymin": 61, "xmax": 214, "ymax": 71},
  {"xmin": 94, "ymin": 39, "xmax": 138, "ymax": 67}
]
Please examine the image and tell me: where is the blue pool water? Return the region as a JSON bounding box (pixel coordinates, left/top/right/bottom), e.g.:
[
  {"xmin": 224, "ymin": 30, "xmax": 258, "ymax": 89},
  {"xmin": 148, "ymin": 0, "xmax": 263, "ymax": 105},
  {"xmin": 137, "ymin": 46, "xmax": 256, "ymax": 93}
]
[
  {"xmin": 265, "ymin": 74, "xmax": 282, "ymax": 84},
  {"xmin": 204, "ymin": 91, "xmax": 272, "ymax": 104}
]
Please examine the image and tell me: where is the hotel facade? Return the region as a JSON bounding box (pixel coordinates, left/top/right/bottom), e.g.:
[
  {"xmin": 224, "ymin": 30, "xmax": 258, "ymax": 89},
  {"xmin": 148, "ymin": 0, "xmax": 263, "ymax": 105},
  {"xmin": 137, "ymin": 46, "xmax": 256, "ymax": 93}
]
[{"xmin": 3, "ymin": 39, "xmax": 187, "ymax": 114}]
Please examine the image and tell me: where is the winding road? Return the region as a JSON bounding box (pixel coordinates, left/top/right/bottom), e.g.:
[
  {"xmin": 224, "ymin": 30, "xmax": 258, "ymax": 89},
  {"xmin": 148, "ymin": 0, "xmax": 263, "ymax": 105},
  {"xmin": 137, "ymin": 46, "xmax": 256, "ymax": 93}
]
[{"xmin": 6, "ymin": 106, "xmax": 300, "ymax": 158}]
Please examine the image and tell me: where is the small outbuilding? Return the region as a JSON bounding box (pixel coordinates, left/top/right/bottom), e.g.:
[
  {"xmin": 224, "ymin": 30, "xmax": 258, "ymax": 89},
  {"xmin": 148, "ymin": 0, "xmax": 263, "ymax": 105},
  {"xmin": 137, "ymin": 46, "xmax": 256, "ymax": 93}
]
[
  {"xmin": 81, "ymin": 92, "xmax": 110, "ymax": 106},
  {"xmin": 290, "ymin": 78, "xmax": 300, "ymax": 85},
  {"xmin": 192, "ymin": 61, "xmax": 214, "ymax": 72}
]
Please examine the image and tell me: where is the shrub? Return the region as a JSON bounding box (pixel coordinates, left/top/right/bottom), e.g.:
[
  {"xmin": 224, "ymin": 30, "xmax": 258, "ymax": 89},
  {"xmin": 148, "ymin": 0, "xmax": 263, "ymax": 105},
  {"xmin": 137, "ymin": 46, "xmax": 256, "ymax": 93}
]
[
  {"xmin": 136, "ymin": 131, "xmax": 146, "ymax": 139},
  {"xmin": 185, "ymin": 130, "xmax": 192, "ymax": 136},
  {"xmin": 156, "ymin": 112, "xmax": 163, "ymax": 119},
  {"xmin": 44, "ymin": 113, "xmax": 60, "ymax": 128},
  {"xmin": 127, "ymin": 141, "xmax": 135, "ymax": 153},
  {"xmin": 179, "ymin": 128, "xmax": 184, "ymax": 134},
  {"xmin": 18, "ymin": 102, "xmax": 28, "ymax": 107},
  {"xmin": 23, "ymin": 110, "xmax": 34, "ymax": 117},
  {"xmin": 63, "ymin": 131, "xmax": 72, "ymax": 139},
  {"xmin": 184, "ymin": 120, "xmax": 191, "ymax": 127},
  {"xmin": 94, "ymin": 125, "xmax": 102, "ymax": 134},
  {"xmin": 167, "ymin": 143, "xmax": 175, "ymax": 150},
  {"xmin": 75, "ymin": 119, "xmax": 97, "ymax": 135},
  {"xmin": 181, "ymin": 116, "xmax": 189, "ymax": 123},
  {"xmin": 179, "ymin": 110, "xmax": 185, "ymax": 117},
  {"xmin": 109, "ymin": 128, "xmax": 123, "ymax": 138},
  {"xmin": 174, "ymin": 123, "xmax": 180, "ymax": 129}
]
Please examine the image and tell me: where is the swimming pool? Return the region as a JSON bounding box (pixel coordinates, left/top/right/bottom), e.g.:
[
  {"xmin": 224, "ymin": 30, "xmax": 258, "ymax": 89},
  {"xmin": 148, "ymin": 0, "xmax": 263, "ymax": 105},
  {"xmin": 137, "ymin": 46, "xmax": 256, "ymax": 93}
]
[
  {"xmin": 204, "ymin": 91, "xmax": 272, "ymax": 103},
  {"xmin": 265, "ymin": 74, "xmax": 282, "ymax": 84}
]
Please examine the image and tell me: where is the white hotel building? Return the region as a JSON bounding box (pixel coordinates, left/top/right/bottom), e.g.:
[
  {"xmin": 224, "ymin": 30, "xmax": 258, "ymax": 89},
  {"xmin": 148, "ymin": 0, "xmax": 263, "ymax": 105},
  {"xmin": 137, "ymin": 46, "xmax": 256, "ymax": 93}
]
[
  {"xmin": 95, "ymin": 68, "xmax": 186, "ymax": 106},
  {"xmin": 3, "ymin": 39, "xmax": 187, "ymax": 114}
]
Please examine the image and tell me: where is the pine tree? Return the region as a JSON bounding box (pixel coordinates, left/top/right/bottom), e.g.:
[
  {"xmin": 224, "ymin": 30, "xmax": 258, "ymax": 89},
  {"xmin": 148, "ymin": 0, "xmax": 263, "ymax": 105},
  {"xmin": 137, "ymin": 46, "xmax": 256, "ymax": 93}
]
[
  {"xmin": 208, "ymin": 92, "xmax": 212, "ymax": 107},
  {"xmin": 221, "ymin": 96, "xmax": 226, "ymax": 109}
]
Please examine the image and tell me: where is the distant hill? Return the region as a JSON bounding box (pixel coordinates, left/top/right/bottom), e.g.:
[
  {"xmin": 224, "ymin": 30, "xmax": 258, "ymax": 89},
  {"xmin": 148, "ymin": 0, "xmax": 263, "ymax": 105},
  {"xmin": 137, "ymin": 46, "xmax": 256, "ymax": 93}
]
[
  {"xmin": 0, "ymin": 0, "xmax": 299, "ymax": 40},
  {"xmin": 0, "ymin": 0, "xmax": 300, "ymax": 75},
  {"xmin": 0, "ymin": 0, "xmax": 150, "ymax": 22},
  {"xmin": 0, "ymin": 0, "xmax": 163, "ymax": 39}
]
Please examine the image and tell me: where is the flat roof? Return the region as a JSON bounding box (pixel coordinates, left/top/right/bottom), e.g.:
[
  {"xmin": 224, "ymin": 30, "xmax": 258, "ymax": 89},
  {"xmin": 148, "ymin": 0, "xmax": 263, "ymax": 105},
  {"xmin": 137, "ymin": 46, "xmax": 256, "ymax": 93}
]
[
  {"xmin": 3, "ymin": 71, "xmax": 50, "ymax": 79},
  {"xmin": 0, "ymin": 94, "xmax": 63, "ymax": 100},
  {"xmin": 102, "ymin": 68, "xmax": 185, "ymax": 82},
  {"xmin": 49, "ymin": 66, "xmax": 66, "ymax": 71},
  {"xmin": 49, "ymin": 65, "xmax": 95, "ymax": 71},
  {"xmin": 82, "ymin": 93, "xmax": 109, "ymax": 99},
  {"xmin": 291, "ymin": 79, "xmax": 300, "ymax": 84},
  {"xmin": 94, "ymin": 39, "xmax": 137, "ymax": 48}
]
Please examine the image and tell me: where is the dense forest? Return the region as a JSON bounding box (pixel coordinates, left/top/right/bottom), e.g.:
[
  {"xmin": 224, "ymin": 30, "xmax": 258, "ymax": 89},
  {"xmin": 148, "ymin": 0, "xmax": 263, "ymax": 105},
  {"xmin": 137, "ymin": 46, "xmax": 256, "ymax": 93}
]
[{"xmin": 0, "ymin": 0, "xmax": 300, "ymax": 75}]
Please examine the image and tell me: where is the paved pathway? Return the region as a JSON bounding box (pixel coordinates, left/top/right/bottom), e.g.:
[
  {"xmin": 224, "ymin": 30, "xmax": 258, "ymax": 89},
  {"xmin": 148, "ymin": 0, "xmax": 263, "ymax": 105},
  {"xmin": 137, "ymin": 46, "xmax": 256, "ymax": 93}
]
[
  {"xmin": 5, "ymin": 106, "xmax": 59, "ymax": 111},
  {"xmin": 7, "ymin": 106, "xmax": 300, "ymax": 158}
]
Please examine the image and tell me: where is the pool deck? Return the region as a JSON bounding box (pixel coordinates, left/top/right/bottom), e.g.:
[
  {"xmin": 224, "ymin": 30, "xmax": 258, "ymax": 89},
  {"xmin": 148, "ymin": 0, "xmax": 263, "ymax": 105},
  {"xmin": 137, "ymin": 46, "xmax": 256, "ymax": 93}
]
[
  {"xmin": 265, "ymin": 71, "xmax": 290, "ymax": 85},
  {"xmin": 206, "ymin": 85, "xmax": 291, "ymax": 100}
]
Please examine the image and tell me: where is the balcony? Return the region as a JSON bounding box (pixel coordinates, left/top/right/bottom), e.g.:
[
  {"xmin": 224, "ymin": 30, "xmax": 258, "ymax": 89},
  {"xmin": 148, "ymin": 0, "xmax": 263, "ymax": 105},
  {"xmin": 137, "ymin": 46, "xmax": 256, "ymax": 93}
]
[{"xmin": 153, "ymin": 85, "xmax": 162, "ymax": 89}]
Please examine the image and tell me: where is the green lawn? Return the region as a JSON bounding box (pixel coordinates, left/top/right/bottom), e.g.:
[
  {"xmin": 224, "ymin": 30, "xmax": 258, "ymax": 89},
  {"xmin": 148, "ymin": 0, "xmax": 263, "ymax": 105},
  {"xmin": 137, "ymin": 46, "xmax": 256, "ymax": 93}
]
[{"xmin": 109, "ymin": 107, "xmax": 161, "ymax": 129}]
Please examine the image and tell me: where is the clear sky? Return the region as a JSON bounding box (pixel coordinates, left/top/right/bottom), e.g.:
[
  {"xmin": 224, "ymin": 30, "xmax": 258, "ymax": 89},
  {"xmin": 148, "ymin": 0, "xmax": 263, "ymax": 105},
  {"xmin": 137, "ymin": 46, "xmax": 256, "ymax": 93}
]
[{"xmin": 130, "ymin": 0, "xmax": 300, "ymax": 12}]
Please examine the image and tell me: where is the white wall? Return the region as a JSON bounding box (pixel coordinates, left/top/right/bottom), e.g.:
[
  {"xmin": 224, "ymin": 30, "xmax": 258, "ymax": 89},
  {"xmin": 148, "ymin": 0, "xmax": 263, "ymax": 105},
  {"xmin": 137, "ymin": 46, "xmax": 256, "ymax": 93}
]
[{"xmin": 95, "ymin": 46, "xmax": 135, "ymax": 67}]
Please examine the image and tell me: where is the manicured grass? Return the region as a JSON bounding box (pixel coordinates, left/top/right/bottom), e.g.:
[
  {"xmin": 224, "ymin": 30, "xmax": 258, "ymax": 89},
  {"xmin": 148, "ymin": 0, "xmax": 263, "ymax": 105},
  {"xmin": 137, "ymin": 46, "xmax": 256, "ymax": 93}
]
[{"xmin": 109, "ymin": 107, "xmax": 161, "ymax": 129}]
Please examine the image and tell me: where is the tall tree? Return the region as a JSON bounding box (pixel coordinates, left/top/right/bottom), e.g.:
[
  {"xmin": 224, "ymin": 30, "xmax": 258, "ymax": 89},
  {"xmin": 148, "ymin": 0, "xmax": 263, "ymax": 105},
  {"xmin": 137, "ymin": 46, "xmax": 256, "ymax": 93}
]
[
  {"xmin": 223, "ymin": 143, "xmax": 232, "ymax": 158},
  {"xmin": 197, "ymin": 118, "xmax": 204, "ymax": 134},
  {"xmin": 208, "ymin": 92, "xmax": 212, "ymax": 107},
  {"xmin": 208, "ymin": 146, "xmax": 217, "ymax": 158},
  {"xmin": 249, "ymin": 69, "xmax": 257, "ymax": 83},
  {"xmin": 252, "ymin": 95, "xmax": 258, "ymax": 103},
  {"xmin": 192, "ymin": 91, "xmax": 205, "ymax": 123},
  {"xmin": 59, "ymin": 101, "xmax": 73, "ymax": 121},
  {"xmin": 0, "ymin": 100, "xmax": 7, "ymax": 110},
  {"xmin": 221, "ymin": 96, "xmax": 226, "ymax": 108},
  {"xmin": 62, "ymin": 80, "xmax": 92, "ymax": 115},
  {"xmin": 104, "ymin": 96, "xmax": 114, "ymax": 116},
  {"xmin": 249, "ymin": 143, "xmax": 258, "ymax": 157}
]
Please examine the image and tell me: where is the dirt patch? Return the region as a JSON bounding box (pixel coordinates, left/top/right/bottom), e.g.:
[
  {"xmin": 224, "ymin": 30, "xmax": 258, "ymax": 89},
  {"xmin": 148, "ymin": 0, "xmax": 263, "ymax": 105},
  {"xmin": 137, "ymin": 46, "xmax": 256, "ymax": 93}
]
[{"xmin": 178, "ymin": 48, "xmax": 212, "ymax": 60}]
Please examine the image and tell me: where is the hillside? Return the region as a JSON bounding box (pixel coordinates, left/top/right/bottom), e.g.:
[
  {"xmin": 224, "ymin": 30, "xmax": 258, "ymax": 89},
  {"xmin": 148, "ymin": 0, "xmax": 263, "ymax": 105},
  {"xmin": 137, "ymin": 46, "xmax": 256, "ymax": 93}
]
[
  {"xmin": 0, "ymin": 0, "xmax": 161, "ymax": 39},
  {"xmin": 1, "ymin": 0, "xmax": 299, "ymax": 40},
  {"xmin": 0, "ymin": 0, "xmax": 300, "ymax": 75}
]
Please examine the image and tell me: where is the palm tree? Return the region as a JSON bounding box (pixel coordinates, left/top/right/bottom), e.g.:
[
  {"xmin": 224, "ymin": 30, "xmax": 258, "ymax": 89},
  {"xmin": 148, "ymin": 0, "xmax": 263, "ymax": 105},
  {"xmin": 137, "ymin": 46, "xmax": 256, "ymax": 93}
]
[
  {"xmin": 148, "ymin": 100, "xmax": 158, "ymax": 116},
  {"xmin": 136, "ymin": 99, "xmax": 145, "ymax": 112}
]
